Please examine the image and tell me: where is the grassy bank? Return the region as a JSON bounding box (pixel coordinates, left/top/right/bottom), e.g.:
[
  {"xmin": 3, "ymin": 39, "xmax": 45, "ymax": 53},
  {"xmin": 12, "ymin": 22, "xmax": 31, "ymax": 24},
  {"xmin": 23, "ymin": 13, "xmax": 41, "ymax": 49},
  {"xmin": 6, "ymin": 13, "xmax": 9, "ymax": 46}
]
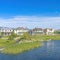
[
  {"xmin": 0, "ymin": 34, "xmax": 60, "ymax": 54},
  {"xmin": 32, "ymin": 34, "xmax": 60, "ymax": 41},
  {"xmin": 3, "ymin": 41, "xmax": 43, "ymax": 54},
  {"xmin": 0, "ymin": 39, "xmax": 15, "ymax": 47}
]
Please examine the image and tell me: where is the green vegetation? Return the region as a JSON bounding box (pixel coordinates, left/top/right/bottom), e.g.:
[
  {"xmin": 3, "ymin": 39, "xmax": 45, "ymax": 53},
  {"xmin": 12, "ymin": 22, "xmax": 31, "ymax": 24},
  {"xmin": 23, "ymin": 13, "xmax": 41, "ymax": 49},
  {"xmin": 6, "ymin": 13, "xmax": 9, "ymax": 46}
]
[
  {"xmin": 8, "ymin": 32, "xmax": 17, "ymax": 40},
  {"xmin": 3, "ymin": 41, "xmax": 43, "ymax": 54},
  {"xmin": 0, "ymin": 39, "xmax": 15, "ymax": 47},
  {"xmin": 0, "ymin": 33, "xmax": 60, "ymax": 54},
  {"xmin": 50, "ymin": 34, "xmax": 60, "ymax": 40},
  {"xmin": 32, "ymin": 34, "xmax": 60, "ymax": 41},
  {"xmin": 54, "ymin": 30, "xmax": 60, "ymax": 34},
  {"xmin": 20, "ymin": 32, "xmax": 32, "ymax": 40},
  {"xmin": 0, "ymin": 32, "xmax": 5, "ymax": 38}
]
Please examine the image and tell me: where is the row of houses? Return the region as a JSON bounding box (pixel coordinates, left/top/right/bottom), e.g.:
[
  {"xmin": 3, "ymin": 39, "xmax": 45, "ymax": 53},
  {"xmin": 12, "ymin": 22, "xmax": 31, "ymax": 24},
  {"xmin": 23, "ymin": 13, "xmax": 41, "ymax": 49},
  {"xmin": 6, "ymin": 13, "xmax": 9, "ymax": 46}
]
[{"xmin": 0, "ymin": 27, "xmax": 55, "ymax": 36}]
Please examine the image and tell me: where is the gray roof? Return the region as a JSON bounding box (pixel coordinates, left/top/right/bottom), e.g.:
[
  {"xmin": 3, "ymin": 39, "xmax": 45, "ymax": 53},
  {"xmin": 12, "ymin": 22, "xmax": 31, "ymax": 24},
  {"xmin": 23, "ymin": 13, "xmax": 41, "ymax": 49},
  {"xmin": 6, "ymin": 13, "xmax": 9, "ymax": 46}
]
[
  {"xmin": 14, "ymin": 27, "xmax": 29, "ymax": 30},
  {"xmin": 0, "ymin": 27, "xmax": 13, "ymax": 30},
  {"xmin": 44, "ymin": 28, "xmax": 53, "ymax": 31},
  {"xmin": 32, "ymin": 28, "xmax": 43, "ymax": 31}
]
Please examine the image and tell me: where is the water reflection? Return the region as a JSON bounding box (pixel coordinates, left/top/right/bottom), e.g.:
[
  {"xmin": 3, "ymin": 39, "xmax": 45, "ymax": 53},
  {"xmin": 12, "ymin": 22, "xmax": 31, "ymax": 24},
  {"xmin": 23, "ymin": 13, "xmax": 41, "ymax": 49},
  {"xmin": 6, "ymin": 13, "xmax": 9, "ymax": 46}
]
[
  {"xmin": 0, "ymin": 40, "xmax": 60, "ymax": 60},
  {"xmin": 47, "ymin": 40, "xmax": 54, "ymax": 48},
  {"xmin": 46, "ymin": 40, "xmax": 54, "ymax": 53}
]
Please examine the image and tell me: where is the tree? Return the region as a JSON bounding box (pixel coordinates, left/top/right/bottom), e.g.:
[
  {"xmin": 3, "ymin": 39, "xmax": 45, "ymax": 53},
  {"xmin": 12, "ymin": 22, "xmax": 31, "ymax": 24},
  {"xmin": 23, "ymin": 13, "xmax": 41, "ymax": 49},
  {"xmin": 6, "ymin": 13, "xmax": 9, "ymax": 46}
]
[
  {"xmin": 0, "ymin": 32, "xmax": 2, "ymax": 38},
  {"xmin": 54, "ymin": 30, "xmax": 60, "ymax": 34},
  {"xmin": 21, "ymin": 32, "xmax": 32, "ymax": 40},
  {"xmin": 8, "ymin": 32, "xmax": 17, "ymax": 40},
  {"xmin": 0, "ymin": 32, "xmax": 5, "ymax": 38}
]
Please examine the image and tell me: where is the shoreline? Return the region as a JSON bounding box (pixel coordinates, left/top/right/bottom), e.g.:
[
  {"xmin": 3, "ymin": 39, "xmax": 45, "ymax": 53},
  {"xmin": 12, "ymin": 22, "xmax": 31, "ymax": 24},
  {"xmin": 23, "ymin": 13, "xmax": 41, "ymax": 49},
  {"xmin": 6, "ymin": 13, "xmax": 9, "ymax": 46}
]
[
  {"xmin": 1, "ymin": 39, "xmax": 60, "ymax": 54},
  {"xmin": 2, "ymin": 41, "xmax": 43, "ymax": 54},
  {"xmin": 0, "ymin": 34, "xmax": 60, "ymax": 54},
  {"xmin": 1, "ymin": 40, "xmax": 60, "ymax": 55}
]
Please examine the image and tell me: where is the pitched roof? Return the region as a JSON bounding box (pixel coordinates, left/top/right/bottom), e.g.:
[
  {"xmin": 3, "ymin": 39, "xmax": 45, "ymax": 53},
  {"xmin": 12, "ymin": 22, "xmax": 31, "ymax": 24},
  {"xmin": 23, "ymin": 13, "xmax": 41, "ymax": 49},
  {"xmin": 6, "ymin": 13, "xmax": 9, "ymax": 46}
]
[
  {"xmin": 15, "ymin": 27, "xmax": 29, "ymax": 30},
  {"xmin": 32, "ymin": 28, "xmax": 43, "ymax": 31},
  {"xmin": 0, "ymin": 27, "xmax": 12, "ymax": 30},
  {"xmin": 44, "ymin": 28, "xmax": 53, "ymax": 31}
]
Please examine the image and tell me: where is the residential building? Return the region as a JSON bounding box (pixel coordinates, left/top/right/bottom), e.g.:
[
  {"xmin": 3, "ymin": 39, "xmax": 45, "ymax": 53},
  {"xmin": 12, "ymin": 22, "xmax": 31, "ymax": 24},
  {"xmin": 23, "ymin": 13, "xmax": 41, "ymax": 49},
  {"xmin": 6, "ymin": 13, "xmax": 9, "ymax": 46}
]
[
  {"xmin": 44, "ymin": 28, "xmax": 54, "ymax": 35},
  {"xmin": 0, "ymin": 27, "xmax": 55, "ymax": 36},
  {"xmin": 32, "ymin": 28, "xmax": 44, "ymax": 35},
  {"xmin": 14, "ymin": 27, "xmax": 29, "ymax": 35},
  {"xmin": 0, "ymin": 27, "xmax": 13, "ymax": 36}
]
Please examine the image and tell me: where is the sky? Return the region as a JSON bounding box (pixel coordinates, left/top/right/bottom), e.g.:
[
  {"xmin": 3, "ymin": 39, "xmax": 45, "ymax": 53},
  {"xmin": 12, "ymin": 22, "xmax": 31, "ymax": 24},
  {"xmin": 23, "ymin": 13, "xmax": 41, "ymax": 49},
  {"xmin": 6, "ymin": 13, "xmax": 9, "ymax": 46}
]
[{"xmin": 0, "ymin": 0, "xmax": 60, "ymax": 29}]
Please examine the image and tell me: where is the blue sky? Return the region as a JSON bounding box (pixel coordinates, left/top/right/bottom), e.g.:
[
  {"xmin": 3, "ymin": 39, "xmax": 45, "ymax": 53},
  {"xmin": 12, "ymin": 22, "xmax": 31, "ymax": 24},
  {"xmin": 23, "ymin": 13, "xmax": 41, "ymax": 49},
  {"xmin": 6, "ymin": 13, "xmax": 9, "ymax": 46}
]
[{"xmin": 0, "ymin": 0, "xmax": 60, "ymax": 29}]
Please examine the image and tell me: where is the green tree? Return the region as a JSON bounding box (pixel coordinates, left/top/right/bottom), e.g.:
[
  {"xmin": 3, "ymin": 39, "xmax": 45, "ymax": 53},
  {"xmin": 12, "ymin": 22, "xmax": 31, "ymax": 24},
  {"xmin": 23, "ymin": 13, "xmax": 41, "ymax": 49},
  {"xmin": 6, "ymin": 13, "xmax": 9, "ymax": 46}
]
[
  {"xmin": 54, "ymin": 30, "xmax": 60, "ymax": 34},
  {"xmin": 21, "ymin": 32, "xmax": 32, "ymax": 40},
  {"xmin": 0, "ymin": 32, "xmax": 5, "ymax": 37},
  {"xmin": 8, "ymin": 32, "xmax": 17, "ymax": 40}
]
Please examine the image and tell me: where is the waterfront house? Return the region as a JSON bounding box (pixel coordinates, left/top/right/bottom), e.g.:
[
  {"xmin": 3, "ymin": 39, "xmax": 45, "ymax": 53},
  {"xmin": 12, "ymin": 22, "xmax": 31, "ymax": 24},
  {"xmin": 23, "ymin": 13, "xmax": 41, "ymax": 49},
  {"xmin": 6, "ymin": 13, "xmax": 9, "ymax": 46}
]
[
  {"xmin": 44, "ymin": 28, "xmax": 54, "ymax": 35},
  {"xmin": 32, "ymin": 28, "xmax": 44, "ymax": 35},
  {"xmin": 0, "ymin": 27, "xmax": 55, "ymax": 36},
  {"xmin": 14, "ymin": 27, "xmax": 29, "ymax": 35},
  {"xmin": 0, "ymin": 27, "xmax": 13, "ymax": 36}
]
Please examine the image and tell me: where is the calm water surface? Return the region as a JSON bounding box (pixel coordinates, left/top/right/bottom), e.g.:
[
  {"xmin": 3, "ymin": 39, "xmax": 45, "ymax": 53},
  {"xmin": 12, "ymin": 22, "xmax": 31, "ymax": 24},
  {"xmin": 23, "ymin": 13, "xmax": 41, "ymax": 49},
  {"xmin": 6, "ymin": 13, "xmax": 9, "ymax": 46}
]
[{"xmin": 0, "ymin": 40, "xmax": 60, "ymax": 60}]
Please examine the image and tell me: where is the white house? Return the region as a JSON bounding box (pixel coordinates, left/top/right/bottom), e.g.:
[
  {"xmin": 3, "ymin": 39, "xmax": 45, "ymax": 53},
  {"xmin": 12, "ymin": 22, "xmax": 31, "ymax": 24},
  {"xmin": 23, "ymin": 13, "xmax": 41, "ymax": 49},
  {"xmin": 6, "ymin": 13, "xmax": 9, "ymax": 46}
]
[
  {"xmin": 32, "ymin": 28, "xmax": 44, "ymax": 35},
  {"xmin": 14, "ymin": 27, "xmax": 29, "ymax": 35},
  {"xmin": 0, "ymin": 27, "xmax": 55, "ymax": 36},
  {"xmin": 0, "ymin": 27, "xmax": 13, "ymax": 36},
  {"xmin": 44, "ymin": 28, "xmax": 54, "ymax": 35}
]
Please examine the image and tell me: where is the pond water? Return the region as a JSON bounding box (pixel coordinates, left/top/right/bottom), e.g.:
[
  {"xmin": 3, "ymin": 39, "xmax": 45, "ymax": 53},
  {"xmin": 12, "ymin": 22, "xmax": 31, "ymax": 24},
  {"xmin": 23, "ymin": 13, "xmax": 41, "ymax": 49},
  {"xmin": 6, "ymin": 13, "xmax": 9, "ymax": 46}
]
[{"xmin": 0, "ymin": 40, "xmax": 60, "ymax": 60}]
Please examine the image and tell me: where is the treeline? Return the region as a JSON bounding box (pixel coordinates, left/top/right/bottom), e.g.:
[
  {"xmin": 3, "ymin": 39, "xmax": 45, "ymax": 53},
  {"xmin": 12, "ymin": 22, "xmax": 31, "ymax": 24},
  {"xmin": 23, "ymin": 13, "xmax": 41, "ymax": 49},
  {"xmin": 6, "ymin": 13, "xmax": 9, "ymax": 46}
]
[{"xmin": 54, "ymin": 30, "xmax": 60, "ymax": 34}]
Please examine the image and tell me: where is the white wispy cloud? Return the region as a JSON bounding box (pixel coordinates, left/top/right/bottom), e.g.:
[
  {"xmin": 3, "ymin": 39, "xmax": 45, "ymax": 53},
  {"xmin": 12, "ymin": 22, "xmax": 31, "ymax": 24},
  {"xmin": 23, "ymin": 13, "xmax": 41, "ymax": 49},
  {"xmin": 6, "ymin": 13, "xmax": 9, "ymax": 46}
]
[{"xmin": 0, "ymin": 16, "xmax": 60, "ymax": 29}]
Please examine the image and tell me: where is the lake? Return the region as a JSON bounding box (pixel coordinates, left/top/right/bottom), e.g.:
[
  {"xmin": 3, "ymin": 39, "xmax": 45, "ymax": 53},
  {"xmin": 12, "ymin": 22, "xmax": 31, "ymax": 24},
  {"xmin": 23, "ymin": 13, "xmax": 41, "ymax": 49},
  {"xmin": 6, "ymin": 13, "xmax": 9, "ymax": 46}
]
[{"xmin": 0, "ymin": 40, "xmax": 60, "ymax": 60}]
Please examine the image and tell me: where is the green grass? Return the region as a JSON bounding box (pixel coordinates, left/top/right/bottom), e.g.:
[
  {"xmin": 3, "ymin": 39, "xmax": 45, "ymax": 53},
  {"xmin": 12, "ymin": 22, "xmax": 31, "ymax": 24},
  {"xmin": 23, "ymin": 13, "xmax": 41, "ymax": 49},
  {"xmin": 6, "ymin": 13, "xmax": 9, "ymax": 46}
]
[
  {"xmin": 0, "ymin": 38, "xmax": 15, "ymax": 47},
  {"xmin": 32, "ymin": 34, "xmax": 60, "ymax": 41},
  {"xmin": 50, "ymin": 34, "xmax": 60, "ymax": 40},
  {"xmin": 0, "ymin": 34, "xmax": 60, "ymax": 54},
  {"xmin": 3, "ymin": 41, "xmax": 43, "ymax": 54}
]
